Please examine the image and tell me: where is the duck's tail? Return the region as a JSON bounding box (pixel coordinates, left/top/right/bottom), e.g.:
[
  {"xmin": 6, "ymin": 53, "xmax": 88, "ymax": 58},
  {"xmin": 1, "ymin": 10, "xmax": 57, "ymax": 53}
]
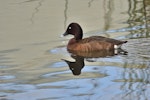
[{"xmin": 123, "ymin": 41, "xmax": 128, "ymax": 43}]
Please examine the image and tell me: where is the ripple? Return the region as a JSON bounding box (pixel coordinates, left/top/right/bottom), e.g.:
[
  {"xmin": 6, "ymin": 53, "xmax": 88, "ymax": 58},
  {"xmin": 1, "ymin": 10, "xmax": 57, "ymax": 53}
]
[
  {"xmin": 0, "ymin": 66, "xmax": 10, "ymax": 68},
  {"xmin": 86, "ymin": 55, "xmax": 124, "ymax": 63},
  {"xmin": 0, "ymin": 83, "xmax": 36, "ymax": 93},
  {"xmin": 50, "ymin": 46, "xmax": 67, "ymax": 54},
  {"xmin": 50, "ymin": 61, "xmax": 66, "ymax": 68},
  {"xmin": 124, "ymin": 38, "xmax": 150, "ymax": 65},
  {"xmin": 0, "ymin": 49, "xmax": 20, "ymax": 54},
  {"xmin": 0, "ymin": 75, "xmax": 16, "ymax": 80},
  {"xmin": 42, "ymin": 70, "xmax": 70, "ymax": 78}
]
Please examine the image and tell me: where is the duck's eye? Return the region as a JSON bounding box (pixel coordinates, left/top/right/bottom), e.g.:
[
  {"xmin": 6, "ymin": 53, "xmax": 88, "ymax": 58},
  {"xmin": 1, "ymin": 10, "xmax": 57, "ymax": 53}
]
[{"xmin": 69, "ymin": 27, "xmax": 71, "ymax": 29}]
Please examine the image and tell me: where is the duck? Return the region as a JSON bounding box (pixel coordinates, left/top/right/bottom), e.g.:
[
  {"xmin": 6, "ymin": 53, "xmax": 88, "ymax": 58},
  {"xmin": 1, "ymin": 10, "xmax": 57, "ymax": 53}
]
[{"xmin": 63, "ymin": 22, "xmax": 127, "ymax": 52}]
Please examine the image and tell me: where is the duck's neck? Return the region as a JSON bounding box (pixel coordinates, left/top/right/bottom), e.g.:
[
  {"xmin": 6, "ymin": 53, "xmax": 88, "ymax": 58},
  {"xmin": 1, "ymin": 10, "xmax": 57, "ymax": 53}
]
[
  {"xmin": 75, "ymin": 30, "xmax": 83, "ymax": 40},
  {"xmin": 75, "ymin": 34, "xmax": 82, "ymax": 41}
]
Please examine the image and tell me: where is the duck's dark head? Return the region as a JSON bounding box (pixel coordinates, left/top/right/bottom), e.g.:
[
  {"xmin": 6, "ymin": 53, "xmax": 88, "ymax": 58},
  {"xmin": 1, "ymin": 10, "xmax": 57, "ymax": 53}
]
[{"xmin": 63, "ymin": 23, "xmax": 83, "ymax": 40}]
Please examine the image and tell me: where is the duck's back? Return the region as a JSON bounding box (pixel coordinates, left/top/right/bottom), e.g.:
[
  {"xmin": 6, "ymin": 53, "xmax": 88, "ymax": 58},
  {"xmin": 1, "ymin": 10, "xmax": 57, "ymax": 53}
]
[{"xmin": 80, "ymin": 36, "xmax": 126, "ymax": 45}]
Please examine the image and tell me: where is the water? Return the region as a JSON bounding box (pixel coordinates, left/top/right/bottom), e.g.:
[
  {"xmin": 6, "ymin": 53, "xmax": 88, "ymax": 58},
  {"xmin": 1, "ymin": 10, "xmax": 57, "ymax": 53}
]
[{"xmin": 0, "ymin": 0, "xmax": 150, "ymax": 100}]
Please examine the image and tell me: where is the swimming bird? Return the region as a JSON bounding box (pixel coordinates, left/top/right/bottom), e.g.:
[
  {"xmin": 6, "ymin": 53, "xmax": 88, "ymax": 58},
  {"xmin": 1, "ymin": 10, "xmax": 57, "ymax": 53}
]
[{"xmin": 63, "ymin": 23, "xmax": 127, "ymax": 52}]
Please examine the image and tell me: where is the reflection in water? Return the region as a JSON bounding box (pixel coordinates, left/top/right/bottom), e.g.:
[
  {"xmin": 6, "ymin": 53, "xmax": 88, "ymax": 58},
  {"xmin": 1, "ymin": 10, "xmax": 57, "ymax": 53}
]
[
  {"xmin": 18, "ymin": 0, "xmax": 40, "ymax": 4},
  {"xmin": 119, "ymin": 67, "xmax": 150, "ymax": 100},
  {"xmin": 103, "ymin": 0, "xmax": 114, "ymax": 37},
  {"xmin": 62, "ymin": 55, "xmax": 84, "ymax": 75},
  {"xmin": 143, "ymin": 0, "xmax": 150, "ymax": 37},
  {"xmin": 20, "ymin": 0, "xmax": 45, "ymax": 24},
  {"xmin": 30, "ymin": 0, "xmax": 44, "ymax": 24},
  {"xmin": 19, "ymin": 0, "xmax": 45, "ymax": 24},
  {"xmin": 68, "ymin": 48, "xmax": 127, "ymax": 58},
  {"xmin": 64, "ymin": 0, "xmax": 68, "ymax": 29},
  {"xmin": 63, "ymin": 49, "xmax": 127, "ymax": 75},
  {"xmin": 127, "ymin": 0, "xmax": 150, "ymax": 38},
  {"xmin": 1, "ymin": 0, "xmax": 150, "ymax": 99},
  {"xmin": 88, "ymin": 0, "xmax": 95, "ymax": 7}
]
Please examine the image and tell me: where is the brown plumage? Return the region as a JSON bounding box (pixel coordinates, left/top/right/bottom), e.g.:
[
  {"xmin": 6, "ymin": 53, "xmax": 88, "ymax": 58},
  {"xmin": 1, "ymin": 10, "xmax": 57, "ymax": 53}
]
[{"xmin": 63, "ymin": 23, "xmax": 127, "ymax": 52}]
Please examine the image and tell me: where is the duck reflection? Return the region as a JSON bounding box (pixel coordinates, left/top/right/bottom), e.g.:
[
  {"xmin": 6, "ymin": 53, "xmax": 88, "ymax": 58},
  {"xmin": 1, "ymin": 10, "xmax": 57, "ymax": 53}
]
[
  {"xmin": 62, "ymin": 55, "xmax": 84, "ymax": 75},
  {"xmin": 62, "ymin": 49, "xmax": 127, "ymax": 75}
]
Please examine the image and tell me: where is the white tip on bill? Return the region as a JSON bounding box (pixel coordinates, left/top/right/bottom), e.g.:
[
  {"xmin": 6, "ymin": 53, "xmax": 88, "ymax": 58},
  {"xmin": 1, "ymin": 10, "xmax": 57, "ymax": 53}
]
[{"xmin": 60, "ymin": 34, "xmax": 64, "ymax": 38}]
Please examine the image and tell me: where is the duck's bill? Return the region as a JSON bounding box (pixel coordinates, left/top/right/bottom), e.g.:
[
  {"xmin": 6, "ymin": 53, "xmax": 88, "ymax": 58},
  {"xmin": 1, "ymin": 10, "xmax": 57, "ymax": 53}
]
[{"xmin": 60, "ymin": 32, "xmax": 68, "ymax": 37}]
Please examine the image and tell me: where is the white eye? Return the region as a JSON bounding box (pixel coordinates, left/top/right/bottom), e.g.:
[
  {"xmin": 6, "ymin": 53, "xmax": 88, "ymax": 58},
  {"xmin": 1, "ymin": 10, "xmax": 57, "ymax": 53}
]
[{"xmin": 69, "ymin": 27, "xmax": 71, "ymax": 29}]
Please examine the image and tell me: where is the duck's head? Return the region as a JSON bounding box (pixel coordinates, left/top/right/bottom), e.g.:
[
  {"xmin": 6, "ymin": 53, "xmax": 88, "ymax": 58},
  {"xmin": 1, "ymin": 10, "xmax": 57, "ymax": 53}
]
[{"xmin": 63, "ymin": 23, "xmax": 83, "ymax": 40}]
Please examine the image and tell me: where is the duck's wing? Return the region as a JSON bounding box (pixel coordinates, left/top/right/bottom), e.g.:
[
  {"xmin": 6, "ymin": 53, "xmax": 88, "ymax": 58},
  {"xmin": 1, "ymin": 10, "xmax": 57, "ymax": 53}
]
[{"xmin": 79, "ymin": 36, "xmax": 127, "ymax": 45}]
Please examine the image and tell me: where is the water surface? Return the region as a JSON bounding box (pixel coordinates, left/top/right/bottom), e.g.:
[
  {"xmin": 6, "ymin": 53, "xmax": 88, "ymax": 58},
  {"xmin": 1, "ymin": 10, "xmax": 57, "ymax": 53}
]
[{"xmin": 0, "ymin": 0, "xmax": 150, "ymax": 100}]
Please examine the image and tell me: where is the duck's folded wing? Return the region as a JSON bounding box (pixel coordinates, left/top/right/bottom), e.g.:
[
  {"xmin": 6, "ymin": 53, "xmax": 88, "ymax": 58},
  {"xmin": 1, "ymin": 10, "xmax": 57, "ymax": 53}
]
[{"xmin": 79, "ymin": 36, "xmax": 127, "ymax": 45}]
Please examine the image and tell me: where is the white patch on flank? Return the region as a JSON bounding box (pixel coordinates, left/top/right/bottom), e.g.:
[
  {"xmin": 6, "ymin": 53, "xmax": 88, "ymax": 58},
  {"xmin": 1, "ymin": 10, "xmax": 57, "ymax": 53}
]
[
  {"xmin": 114, "ymin": 45, "xmax": 118, "ymax": 49},
  {"xmin": 114, "ymin": 45, "xmax": 122, "ymax": 49}
]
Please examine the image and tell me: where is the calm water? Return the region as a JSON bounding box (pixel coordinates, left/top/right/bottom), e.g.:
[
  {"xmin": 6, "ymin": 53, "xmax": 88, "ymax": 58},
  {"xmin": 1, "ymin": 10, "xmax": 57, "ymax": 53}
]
[{"xmin": 0, "ymin": 0, "xmax": 150, "ymax": 100}]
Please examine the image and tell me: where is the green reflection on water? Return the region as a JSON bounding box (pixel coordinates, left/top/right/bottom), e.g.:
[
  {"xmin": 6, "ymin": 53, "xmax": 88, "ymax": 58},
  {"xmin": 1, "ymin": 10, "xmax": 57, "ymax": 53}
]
[{"xmin": 127, "ymin": 0, "xmax": 150, "ymax": 38}]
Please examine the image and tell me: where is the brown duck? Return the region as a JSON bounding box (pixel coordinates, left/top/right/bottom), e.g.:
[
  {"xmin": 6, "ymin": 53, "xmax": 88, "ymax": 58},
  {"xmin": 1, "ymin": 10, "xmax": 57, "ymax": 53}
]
[{"xmin": 63, "ymin": 23, "xmax": 127, "ymax": 52}]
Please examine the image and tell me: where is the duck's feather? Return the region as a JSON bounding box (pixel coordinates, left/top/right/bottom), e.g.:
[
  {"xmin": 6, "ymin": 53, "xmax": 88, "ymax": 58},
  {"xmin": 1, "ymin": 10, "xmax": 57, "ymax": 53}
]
[
  {"xmin": 67, "ymin": 36, "xmax": 127, "ymax": 52},
  {"xmin": 78, "ymin": 36, "xmax": 127, "ymax": 45}
]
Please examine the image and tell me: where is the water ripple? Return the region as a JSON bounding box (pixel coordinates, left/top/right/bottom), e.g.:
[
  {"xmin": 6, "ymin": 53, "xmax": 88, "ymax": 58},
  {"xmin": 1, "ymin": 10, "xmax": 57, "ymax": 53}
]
[{"xmin": 0, "ymin": 75, "xmax": 16, "ymax": 80}]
